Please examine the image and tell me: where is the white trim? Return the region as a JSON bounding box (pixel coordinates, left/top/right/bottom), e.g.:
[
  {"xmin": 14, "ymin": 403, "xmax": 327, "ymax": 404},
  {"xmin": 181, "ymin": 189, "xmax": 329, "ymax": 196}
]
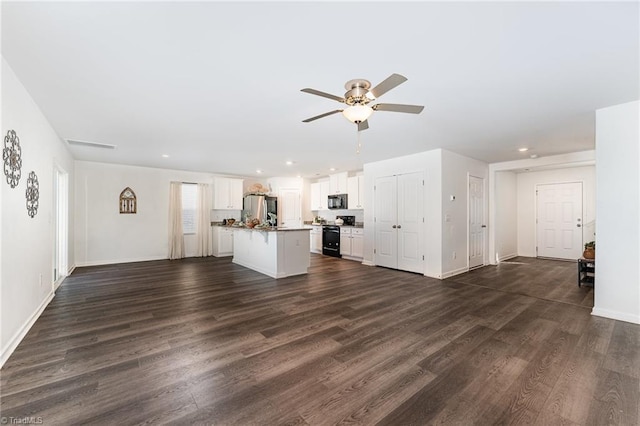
[
  {"xmin": 362, "ymin": 260, "xmax": 375, "ymax": 266},
  {"xmin": 441, "ymin": 266, "xmax": 470, "ymax": 279},
  {"xmin": 0, "ymin": 291, "xmax": 55, "ymax": 368},
  {"xmin": 75, "ymin": 255, "xmax": 167, "ymax": 267},
  {"xmin": 591, "ymin": 307, "xmax": 640, "ymax": 325},
  {"xmin": 67, "ymin": 264, "xmax": 76, "ymax": 275},
  {"xmin": 498, "ymin": 253, "xmax": 518, "ymax": 262}
]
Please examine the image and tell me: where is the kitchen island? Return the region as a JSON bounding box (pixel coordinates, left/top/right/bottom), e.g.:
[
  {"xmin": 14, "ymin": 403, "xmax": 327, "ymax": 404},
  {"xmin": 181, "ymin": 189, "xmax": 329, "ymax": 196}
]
[{"xmin": 231, "ymin": 227, "xmax": 311, "ymax": 279}]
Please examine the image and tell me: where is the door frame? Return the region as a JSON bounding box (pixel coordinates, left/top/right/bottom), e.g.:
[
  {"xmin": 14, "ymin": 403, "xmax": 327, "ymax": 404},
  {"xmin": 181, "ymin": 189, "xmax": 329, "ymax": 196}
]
[{"xmin": 53, "ymin": 164, "xmax": 69, "ymax": 291}]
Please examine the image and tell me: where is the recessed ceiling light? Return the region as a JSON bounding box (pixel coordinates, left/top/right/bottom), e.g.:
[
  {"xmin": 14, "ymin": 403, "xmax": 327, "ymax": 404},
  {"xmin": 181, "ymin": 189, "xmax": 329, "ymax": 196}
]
[
  {"xmin": 518, "ymin": 148, "xmax": 529, "ymax": 152},
  {"xmin": 161, "ymin": 154, "xmax": 170, "ymax": 158},
  {"xmin": 329, "ymin": 167, "xmax": 336, "ymax": 171},
  {"xmin": 286, "ymin": 161, "xmax": 294, "ymax": 166},
  {"xmin": 256, "ymin": 169, "xmax": 262, "ymax": 174},
  {"xmin": 530, "ymin": 154, "xmax": 538, "ymax": 159}
]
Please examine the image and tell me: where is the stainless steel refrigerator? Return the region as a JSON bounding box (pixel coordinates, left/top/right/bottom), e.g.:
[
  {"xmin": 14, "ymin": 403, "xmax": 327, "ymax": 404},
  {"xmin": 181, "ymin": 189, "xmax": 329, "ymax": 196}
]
[{"xmin": 243, "ymin": 195, "xmax": 277, "ymax": 225}]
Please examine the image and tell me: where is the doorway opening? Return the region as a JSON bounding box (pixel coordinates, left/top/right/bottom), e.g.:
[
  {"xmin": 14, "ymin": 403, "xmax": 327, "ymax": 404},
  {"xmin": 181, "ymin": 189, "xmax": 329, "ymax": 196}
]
[{"xmin": 53, "ymin": 166, "xmax": 68, "ymax": 289}]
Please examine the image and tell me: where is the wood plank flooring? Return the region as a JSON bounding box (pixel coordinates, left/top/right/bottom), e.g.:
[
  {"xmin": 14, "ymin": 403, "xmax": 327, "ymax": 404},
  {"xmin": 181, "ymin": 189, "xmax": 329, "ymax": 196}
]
[{"xmin": 1, "ymin": 255, "xmax": 637, "ymax": 425}]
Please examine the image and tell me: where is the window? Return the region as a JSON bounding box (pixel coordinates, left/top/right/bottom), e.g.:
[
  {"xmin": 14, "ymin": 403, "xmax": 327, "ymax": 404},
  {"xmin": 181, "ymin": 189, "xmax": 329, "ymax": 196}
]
[{"xmin": 182, "ymin": 183, "xmax": 197, "ymax": 234}]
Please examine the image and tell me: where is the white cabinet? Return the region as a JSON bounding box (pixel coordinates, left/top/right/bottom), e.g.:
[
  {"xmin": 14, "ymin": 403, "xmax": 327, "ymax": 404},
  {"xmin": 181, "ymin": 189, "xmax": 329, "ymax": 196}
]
[
  {"xmin": 351, "ymin": 228, "xmax": 364, "ymax": 258},
  {"xmin": 310, "ymin": 225, "xmax": 322, "ymax": 253},
  {"xmin": 329, "ymin": 172, "xmax": 348, "ymax": 195},
  {"xmin": 340, "ymin": 227, "xmax": 363, "ymax": 259},
  {"xmin": 213, "ymin": 177, "xmax": 244, "ymax": 210},
  {"xmin": 212, "ymin": 226, "xmax": 234, "ymax": 257},
  {"xmin": 347, "ymin": 175, "xmax": 364, "ymax": 209},
  {"xmin": 310, "ymin": 181, "xmax": 329, "ymax": 210}
]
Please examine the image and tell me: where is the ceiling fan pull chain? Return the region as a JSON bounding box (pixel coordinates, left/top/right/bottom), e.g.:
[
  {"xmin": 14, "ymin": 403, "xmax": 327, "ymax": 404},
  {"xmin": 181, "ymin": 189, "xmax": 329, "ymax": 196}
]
[{"xmin": 356, "ymin": 127, "xmax": 362, "ymax": 154}]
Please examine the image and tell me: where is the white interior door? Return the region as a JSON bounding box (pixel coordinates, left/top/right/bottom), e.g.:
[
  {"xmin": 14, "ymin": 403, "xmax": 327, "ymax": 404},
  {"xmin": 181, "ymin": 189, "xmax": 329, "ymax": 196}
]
[
  {"xmin": 279, "ymin": 188, "xmax": 301, "ymax": 228},
  {"xmin": 375, "ymin": 173, "xmax": 424, "ymax": 273},
  {"xmin": 397, "ymin": 172, "xmax": 424, "ymax": 273},
  {"xmin": 468, "ymin": 175, "xmax": 485, "ymax": 269},
  {"xmin": 374, "ymin": 176, "xmax": 397, "ymax": 269},
  {"xmin": 536, "ymin": 182, "xmax": 583, "ymax": 260}
]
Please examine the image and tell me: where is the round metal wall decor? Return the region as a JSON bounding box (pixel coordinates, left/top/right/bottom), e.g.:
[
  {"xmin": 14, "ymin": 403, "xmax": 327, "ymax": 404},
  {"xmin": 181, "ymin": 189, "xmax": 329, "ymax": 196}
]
[
  {"xmin": 26, "ymin": 171, "xmax": 39, "ymax": 218},
  {"xmin": 3, "ymin": 129, "xmax": 23, "ymax": 188}
]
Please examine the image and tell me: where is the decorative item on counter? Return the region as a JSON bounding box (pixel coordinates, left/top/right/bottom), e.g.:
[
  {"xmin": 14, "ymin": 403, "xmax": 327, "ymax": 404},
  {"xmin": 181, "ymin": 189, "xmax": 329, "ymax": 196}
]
[
  {"xmin": 227, "ymin": 218, "xmax": 236, "ymax": 226},
  {"xmin": 3, "ymin": 129, "xmax": 22, "ymax": 188},
  {"xmin": 583, "ymin": 241, "xmax": 595, "ymax": 259},
  {"xmin": 246, "ymin": 218, "xmax": 261, "ymax": 228},
  {"xmin": 335, "ymin": 218, "xmax": 344, "ymax": 225},
  {"xmin": 119, "ymin": 187, "xmax": 137, "ymax": 214},
  {"xmin": 25, "ymin": 171, "xmax": 39, "ymax": 218}
]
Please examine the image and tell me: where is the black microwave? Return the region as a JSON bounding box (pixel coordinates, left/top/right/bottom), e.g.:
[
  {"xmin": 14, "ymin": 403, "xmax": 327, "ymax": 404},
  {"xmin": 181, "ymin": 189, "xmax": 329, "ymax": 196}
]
[{"xmin": 328, "ymin": 194, "xmax": 347, "ymax": 210}]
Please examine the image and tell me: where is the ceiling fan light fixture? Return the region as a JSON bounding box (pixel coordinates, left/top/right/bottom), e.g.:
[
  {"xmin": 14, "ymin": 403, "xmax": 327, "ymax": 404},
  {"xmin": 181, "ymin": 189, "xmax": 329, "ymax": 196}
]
[{"xmin": 343, "ymin": 105, "xmax": 373, "ymax": 123}]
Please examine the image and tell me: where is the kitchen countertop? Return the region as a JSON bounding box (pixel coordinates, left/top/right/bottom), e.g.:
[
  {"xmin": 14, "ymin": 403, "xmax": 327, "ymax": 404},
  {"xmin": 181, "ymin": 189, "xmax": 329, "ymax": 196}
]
[
  {"xmin": 310, "ymin": 223, "xmax": 364, "ymax": 228},
  {"xmin": 228, "ymin": 226, "xmax": 310, "ymax": 232}
]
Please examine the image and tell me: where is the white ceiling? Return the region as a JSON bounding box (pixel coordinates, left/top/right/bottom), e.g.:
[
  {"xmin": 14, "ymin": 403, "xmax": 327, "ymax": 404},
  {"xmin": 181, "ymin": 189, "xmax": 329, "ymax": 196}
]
[{"xmin": 2, "ymin": 1, "xmax": 638, "ymax": 178}]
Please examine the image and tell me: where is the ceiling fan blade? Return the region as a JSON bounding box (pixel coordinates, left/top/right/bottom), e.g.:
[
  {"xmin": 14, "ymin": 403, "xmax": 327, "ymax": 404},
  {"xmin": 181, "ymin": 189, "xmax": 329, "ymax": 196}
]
[
  {"xmin": 357, "ymin": 120, "xmax": 369, "ymax": 132},
  {"xmin": 373, "ymin": 103, "xmax": 424, "ymax": 114},
  {"xmin": 369, "ymin": 73, "xmax": 408, "ymax": 99},
  {"xmin": 301, "ymin": 88, "xmax": 345, "ymax": 103},
  {"xmin": 302, "ymin": 109, "xmax": 343, "ymax": 123}
]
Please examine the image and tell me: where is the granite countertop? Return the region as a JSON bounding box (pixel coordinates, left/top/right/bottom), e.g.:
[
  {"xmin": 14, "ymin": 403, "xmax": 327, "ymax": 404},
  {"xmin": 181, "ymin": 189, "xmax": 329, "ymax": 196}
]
[
  {"xmin": 231, "ymin": 226, "xmax": 311, "ymax": 232},
  {"xmin": 310, "ymin": 223, "xmax": 364, "ymax": 228}
]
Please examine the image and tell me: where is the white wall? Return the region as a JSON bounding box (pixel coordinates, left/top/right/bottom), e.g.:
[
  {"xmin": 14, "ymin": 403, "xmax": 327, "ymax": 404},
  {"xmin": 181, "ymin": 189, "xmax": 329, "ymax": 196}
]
[
  {"xmin": 516, "ymin": 166, "xmax": 596, "ymax": 257},
  {"xmin": 593, "ymin": 101, "xmax": 639, "ymax": 324},
  {"xmin": 1, "ymin": 58, "xmax": 75, "ymax": 366},
  {"xmin": 494, "ymin": 171, "xmax": 518, "ymax": 261},
  {"xmin": 74, "ymin": 162, "xmax": 213, "ymax": 265},
  {"xmin": 440, "ymin": 150, "xmax": 489, "ymax": 277}
]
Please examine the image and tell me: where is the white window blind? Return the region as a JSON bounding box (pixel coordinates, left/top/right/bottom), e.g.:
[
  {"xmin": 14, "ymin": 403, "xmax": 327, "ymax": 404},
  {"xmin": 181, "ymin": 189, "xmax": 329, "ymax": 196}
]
[{"xmin": 182, "ymin": 183, "xmax": 197, "ymax": 234}]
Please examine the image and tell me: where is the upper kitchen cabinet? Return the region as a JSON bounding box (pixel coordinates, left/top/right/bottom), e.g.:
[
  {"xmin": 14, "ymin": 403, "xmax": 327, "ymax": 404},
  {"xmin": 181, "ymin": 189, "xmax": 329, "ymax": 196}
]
[
  {"xmin": 347, "ymin": 175, "xmax": 364, "ymax": 209},
  {"xmin": 310, "ymin": 181, "xmax": 329, "ymax": 210},
  {"xmin": 213, "ymin": 177, "xmax": 244, "ymax": 210},
  {"xmin": 329, "ymin": 172, "xmax": 348, "ymax": 194}
]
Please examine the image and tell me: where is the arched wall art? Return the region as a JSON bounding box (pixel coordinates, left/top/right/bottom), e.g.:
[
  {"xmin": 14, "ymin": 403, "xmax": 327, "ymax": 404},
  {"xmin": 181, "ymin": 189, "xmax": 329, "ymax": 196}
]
[{"xmin": 119, "ymin": 187, "xmax": 137, "ymax": 214}]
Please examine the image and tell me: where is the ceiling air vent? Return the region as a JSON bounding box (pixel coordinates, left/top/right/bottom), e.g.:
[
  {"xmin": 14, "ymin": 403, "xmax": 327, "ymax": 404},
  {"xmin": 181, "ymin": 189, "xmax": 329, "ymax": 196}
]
[{"xmin": 65, "ymin": 139, "xmax": 117, "ymax": 149}]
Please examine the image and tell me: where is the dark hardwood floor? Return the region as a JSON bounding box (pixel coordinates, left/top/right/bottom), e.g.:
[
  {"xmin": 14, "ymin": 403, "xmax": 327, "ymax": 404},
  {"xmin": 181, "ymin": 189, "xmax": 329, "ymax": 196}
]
[{"xmin": 1, "ymin": 255, "xmax": 637, "ymax": 425}]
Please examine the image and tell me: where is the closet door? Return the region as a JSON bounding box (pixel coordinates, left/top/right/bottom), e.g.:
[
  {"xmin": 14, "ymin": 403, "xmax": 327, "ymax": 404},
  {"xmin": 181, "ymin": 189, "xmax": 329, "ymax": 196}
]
[
  {"xmin": 397, "ymin": 172, "xmax": 424, "ymax": 273},
  {"xmin": 374, "ymin": 172, "xmax": 424, "ymax": 273},
  {"xmin": 374, "ymin": 176, "xmax": 398, "ymax": 269}
]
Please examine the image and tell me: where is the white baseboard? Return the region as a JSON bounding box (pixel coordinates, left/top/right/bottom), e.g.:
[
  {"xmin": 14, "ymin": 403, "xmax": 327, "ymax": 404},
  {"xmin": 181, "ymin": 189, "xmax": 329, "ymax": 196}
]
[
  {"xmin": 498, "ymin": 253, "xmax": 518, "ymax": 262},
  {"xmin": 0, "ymin": 291, "xmax": 54, "ymax": 369},
  {"xmin": 441, "ymin": 266, "xmax": 470, "ymax": 279},
  {"xmin": 591, "ymin": 307, "xmax": 640, "ymax": 325},
  {"xmin": 75, "ymin": 255, "xmax": 167, "ymax": 267},
  {"xmin": 67, "ymin": 264, "xmax": 76, "ymax": 275},
  {"xmin": 361, "ymin": 260, "xmax": 375, "ymax": 266}
]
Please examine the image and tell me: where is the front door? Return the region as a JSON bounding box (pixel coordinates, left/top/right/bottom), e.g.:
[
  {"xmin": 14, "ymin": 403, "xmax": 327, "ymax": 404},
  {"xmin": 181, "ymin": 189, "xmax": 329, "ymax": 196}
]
[{"xmin": 536, "ymin": 182, "xmax": 583, "ymax": 260}]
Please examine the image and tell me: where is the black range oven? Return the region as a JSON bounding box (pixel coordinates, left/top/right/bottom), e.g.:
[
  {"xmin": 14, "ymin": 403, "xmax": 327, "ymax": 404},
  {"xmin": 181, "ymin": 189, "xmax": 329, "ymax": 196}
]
[{"xmin": 322, "ymin": 225, "xmax": 341, "ymax": 258}]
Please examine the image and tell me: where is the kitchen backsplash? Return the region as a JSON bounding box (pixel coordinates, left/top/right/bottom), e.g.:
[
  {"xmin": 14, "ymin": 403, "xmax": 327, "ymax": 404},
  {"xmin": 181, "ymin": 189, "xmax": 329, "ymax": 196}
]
[
  {"xmin": 211, "ymin": 210, "xmax": 241, "ymax": 221},
  {"xmin": 313, "ymin": 210, "xmax": 364, "ymax": 223}
]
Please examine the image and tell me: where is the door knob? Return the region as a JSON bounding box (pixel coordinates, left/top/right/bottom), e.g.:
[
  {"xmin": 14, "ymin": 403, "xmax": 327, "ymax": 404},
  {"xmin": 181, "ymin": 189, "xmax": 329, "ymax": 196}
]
[
  {"xmin": 397, "ymin": 225, "xmax": 402, "ymax": 229},
  {"xmin": 392, "ymin": 225, "xmax": 397, "ymax": 229},
  {"xmin": 576, "ymin": 224, "xmax": 582, "ymax": 227}
]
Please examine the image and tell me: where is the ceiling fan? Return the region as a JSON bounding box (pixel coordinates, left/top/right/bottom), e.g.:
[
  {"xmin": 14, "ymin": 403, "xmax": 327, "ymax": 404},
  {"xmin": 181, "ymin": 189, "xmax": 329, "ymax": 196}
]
[{"xmin": 301, "ymin": 73, "xmax": 424, "ymax": 131}]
